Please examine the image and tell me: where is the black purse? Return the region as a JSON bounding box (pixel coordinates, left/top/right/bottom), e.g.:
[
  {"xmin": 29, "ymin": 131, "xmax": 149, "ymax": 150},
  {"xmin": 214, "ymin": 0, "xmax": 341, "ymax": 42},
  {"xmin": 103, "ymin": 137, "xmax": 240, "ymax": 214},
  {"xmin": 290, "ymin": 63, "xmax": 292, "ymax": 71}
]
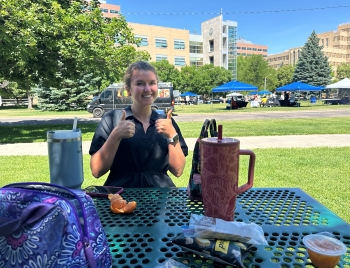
[{"xmin": 187, "ymin": 119, "xmax": 217, "ymax": 200}]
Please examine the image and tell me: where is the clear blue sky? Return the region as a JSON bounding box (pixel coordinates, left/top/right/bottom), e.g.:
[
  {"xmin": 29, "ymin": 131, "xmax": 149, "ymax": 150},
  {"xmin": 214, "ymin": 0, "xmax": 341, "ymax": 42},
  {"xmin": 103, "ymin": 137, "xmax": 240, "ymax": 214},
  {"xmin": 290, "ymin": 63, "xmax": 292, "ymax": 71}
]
[{"xmin": 107, "ymin": 0, "xmax": 350, "ymax": 54}]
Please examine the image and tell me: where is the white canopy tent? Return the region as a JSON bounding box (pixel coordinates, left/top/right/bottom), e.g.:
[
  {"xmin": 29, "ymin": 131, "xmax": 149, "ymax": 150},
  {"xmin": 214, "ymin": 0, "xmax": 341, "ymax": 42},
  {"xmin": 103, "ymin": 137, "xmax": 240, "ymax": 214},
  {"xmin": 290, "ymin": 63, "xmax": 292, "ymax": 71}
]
[{"xmin": 326, "ymin": 78, "xmax": 350, "ymax": 89}]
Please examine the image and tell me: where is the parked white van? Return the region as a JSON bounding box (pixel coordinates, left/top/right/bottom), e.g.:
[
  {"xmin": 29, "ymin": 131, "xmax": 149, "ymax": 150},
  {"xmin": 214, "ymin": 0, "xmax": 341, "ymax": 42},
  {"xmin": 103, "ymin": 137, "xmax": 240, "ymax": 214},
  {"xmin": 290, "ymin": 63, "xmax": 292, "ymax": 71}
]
[{"xmin": 226, "ymin": 93, "xmax": 244, "ymax": 102}]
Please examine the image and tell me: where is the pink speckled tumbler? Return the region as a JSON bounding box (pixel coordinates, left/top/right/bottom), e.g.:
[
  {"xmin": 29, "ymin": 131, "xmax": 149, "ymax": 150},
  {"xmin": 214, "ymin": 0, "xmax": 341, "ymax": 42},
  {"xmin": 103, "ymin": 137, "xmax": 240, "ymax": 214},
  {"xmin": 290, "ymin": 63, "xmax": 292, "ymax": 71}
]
[{"xmin": 200, "ymin": 137, "xmax": 255, "ymax": 221}]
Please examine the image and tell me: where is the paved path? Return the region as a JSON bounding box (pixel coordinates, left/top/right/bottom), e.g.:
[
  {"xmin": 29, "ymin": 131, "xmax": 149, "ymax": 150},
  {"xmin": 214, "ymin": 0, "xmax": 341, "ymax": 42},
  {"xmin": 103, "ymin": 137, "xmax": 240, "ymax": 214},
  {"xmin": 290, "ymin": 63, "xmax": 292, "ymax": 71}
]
[
  {"xmin": 1, "ymin": 108, "xmax": 350, "ymax": 156},
  {"xmin": 1, "ymin": 107, "xmax": 350, "ymax": 126},
  {"xmin": 1, "ymin": 134, "xmax": 349, "ymax": 156}
]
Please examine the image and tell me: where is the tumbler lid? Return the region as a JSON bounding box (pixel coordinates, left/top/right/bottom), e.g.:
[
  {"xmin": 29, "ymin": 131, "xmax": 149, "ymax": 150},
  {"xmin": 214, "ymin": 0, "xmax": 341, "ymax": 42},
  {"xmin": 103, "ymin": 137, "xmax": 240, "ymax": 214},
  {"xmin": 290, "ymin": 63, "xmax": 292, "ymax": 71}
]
[
  {"xmin": 47, "ymin": 129, "xmax": 81, "ymax": 140},
  {"xmin": 201, "ymin": 137, "xmax": 239, "ymax": 144}
]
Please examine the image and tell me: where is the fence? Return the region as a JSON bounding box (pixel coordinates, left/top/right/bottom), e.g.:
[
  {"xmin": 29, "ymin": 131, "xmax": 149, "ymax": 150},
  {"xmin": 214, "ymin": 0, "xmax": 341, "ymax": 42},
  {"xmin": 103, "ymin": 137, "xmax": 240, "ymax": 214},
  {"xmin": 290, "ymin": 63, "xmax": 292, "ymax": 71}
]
[{"xmin": 0, "ymin": 97, "xmax": 29, "ymax": 106}]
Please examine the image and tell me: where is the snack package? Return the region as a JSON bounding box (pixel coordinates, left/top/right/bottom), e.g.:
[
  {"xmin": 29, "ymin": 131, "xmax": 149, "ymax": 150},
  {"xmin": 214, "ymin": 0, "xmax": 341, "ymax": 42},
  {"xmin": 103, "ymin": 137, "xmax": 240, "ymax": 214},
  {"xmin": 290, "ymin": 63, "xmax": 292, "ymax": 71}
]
[
  {"xmin": 154, "ymin": 259, "xmax": 188, "ymax": 268},
  {"xmin": 189, "ymin": 214, "xmax": 268, "ymax": 245},
  {"xmin": 172, "ymin": 234, "xmax": 252, "ymax": 267}
]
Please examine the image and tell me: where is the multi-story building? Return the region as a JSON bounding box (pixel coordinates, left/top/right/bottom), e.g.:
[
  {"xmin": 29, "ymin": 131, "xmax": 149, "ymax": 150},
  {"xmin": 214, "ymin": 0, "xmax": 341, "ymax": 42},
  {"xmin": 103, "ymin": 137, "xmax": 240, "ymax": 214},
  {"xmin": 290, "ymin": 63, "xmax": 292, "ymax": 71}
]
[
  {"xmin": 128, "ymin": 23, "xmax": 190, "ymax": 67},
  {"xmin": 99, "ymin": 0, "xmax": 120, "ymax": 18},
  {"xmin": 236, "ymin": 38, "xmax": 268, "ymax": 58},
  {"xmin": 201, "ymin": 15, "xmax": 238, "ymax": 79},
  {"xmin": 98, "ymin": 2, "xmax": 267, "ymax": 79},
  {"xmin": 267, "ymin": 23, "xmax": 350, "ymax": 72}
]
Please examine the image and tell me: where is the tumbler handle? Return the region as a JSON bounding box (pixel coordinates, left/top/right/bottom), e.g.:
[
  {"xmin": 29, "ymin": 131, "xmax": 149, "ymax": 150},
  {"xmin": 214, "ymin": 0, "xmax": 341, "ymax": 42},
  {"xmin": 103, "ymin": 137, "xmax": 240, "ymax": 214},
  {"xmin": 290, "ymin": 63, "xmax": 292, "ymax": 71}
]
[{"xmin": 236, "ymin": 149, "xmax": 256, "ymax": 194}]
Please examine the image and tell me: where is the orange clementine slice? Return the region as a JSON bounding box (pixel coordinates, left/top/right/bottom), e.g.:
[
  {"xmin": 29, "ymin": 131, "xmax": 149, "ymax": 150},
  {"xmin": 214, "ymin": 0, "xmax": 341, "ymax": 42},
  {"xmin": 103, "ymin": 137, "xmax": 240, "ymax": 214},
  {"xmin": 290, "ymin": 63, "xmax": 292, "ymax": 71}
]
[{"xmin": 108, "ymin": 193, "xmax": 137, "ymax": 214}]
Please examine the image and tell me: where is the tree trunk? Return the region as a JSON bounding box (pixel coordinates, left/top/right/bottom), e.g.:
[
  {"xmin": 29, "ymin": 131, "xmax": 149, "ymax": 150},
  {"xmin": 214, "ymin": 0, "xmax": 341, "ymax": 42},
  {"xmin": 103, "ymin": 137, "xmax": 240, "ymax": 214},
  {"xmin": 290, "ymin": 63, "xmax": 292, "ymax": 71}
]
[{"xmin": 26, "ymin": 88, "xmax": 33, "ymax": 109}]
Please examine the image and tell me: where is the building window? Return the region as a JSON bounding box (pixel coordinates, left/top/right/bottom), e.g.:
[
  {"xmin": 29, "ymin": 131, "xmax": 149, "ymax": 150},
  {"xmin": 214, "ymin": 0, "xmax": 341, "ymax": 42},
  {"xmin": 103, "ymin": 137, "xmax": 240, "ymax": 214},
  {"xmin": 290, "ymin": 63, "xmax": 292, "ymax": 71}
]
[
  {"xmin": 156, "ymin": 55, "xmax": 168, "ymax": 62},
  {"xmin": 263, "ymin": 49, "xmax": 267, "ymax": 52},
  {"xmin": 135, "ymin": 35, "xmax": 148, "ymax": 46},
  {"xmin": 100, "ymin": 8, "xmax": 108, "ymax": 13},
  {"xmin": 190, "ymin": 57, "xmax": 203, "ymax": 67},
  {"xmin": 241, "ymin": 47, "xmax": 246, "ymax": 50},
  {"xmin": 237, "ymin": 46, "xmax": 241, "ymax": 49},
  {"xmin": 326, "ymin": 38, "xmax": 328, "ymax": 47},
  {"xmin": 247, "ymin": 47, "xmax": 252, "ymax": 50},
  {"xmin": 155, "ymin": 38, "xmax": 168, "ymax": 48},
  {"xmin": 209, "ymin": 40, "xmax": 214, "ymax": 52},
  {"xmin": 110, "ymin": 10, "xmax": 119, "ymax": 14},
  {"xmin": 174, "ymin": 57, "xmax": 186, "ymax": 66},
  {"xmin": 174, "ymin": 40, "xmax": 185, "ymax": 50},
  {"xmin": 252, "ymin": 48, "xmax": 257, "ymax": 51},
  {"xmin": 209, "ymin": 56, "xmax": 214, "ymax": 64},
  {"xmin": 258, "ymin": 49, "xmax": 262, "ymax": 51},
  {"xmin": 190, "ymin": 41, "xmax": 203, "ymax": 53}
]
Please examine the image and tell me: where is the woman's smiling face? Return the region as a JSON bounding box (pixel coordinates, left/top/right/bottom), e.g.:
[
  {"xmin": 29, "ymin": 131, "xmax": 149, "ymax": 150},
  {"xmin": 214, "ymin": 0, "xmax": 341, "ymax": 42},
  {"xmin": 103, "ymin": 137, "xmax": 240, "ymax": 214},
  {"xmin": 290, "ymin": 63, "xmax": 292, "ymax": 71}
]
[{"xmin": 127, "ymin": 69, "xmax": 158, "ymax": 107}]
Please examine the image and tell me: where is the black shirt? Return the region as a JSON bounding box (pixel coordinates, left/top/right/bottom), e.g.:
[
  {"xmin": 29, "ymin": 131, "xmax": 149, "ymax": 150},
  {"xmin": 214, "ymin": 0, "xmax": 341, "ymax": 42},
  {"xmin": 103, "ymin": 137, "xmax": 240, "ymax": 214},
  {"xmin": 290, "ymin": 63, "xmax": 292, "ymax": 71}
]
[{"xmin": 89, "ymin": 106, "xmax": 188, "ymax": 188}]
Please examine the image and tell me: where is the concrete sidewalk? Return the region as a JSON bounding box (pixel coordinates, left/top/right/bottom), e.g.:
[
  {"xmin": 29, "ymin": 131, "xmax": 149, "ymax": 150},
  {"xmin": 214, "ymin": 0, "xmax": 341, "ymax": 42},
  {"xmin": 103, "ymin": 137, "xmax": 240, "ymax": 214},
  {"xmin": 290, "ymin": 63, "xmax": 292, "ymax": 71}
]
[{"xmin": 1, "ymin": 134, "xmax": 349, "ymax": 156}]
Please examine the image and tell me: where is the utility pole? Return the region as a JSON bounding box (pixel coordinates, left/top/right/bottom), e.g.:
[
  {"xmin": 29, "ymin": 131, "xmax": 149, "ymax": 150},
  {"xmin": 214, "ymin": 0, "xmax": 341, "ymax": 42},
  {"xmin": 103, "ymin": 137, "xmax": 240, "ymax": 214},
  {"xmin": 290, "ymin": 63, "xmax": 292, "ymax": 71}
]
[{"xmin": 264, "ymin": 74, "xmax": 272, "ymax": 90}]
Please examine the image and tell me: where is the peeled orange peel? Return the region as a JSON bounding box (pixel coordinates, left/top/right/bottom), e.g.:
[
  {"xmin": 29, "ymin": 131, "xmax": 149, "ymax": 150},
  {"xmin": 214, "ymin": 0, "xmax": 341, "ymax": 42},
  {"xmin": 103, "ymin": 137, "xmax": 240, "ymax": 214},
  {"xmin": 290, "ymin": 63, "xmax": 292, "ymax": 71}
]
[{"xmin": 108, "ymin": 193, "xmax": 136, "ymax": 214}]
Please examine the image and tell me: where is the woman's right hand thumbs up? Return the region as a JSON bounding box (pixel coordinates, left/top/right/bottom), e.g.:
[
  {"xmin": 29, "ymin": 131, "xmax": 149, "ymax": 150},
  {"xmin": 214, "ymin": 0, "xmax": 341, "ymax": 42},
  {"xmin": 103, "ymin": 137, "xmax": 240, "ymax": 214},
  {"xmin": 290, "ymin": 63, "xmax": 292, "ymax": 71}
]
[{"xmin": 115, "ymin": 110, "xmax": 135, "ymax": 139}]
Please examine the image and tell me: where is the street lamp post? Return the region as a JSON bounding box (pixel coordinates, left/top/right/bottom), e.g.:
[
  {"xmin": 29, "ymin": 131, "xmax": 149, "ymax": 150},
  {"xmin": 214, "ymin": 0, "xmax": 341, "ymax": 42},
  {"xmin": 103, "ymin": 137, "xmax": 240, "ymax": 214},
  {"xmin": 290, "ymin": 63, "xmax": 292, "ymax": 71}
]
[{"xmin": 264, "ymin": 74, "xmax": 272, "ymax": 91}]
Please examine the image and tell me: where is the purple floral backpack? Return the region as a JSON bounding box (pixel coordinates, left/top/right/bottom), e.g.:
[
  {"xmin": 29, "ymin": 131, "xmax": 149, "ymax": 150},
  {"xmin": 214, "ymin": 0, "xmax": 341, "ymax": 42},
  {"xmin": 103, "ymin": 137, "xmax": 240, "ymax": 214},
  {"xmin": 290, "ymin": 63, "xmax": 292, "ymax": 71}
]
[{"xmin": 0, "ymin": 182, "xmax": 112, "ymax": 268}]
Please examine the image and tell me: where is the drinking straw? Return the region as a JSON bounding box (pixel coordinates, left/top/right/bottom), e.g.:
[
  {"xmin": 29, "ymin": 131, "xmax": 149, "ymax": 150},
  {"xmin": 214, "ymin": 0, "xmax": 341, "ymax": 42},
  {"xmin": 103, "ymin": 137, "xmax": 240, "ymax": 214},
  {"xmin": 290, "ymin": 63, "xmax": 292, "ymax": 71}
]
[
  {"xmin": 72, "ymin": 117, "xmax": 78, "ymax": 131},
  {"xmin": 218, "ymin": 125, "xmax": 223, "ymax": 141}
]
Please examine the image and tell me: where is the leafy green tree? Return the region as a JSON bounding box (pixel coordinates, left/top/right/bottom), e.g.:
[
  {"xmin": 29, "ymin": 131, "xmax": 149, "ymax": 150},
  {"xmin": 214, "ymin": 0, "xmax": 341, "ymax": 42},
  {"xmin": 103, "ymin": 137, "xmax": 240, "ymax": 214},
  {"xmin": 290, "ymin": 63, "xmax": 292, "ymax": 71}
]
[
  {"xmin": 336, "ymin": 63, "xmax": 350, "ymax": 80},
  {"xmin": 150, "ymin": 60, "xmax": 180, "ymax": 89},
  {"xmin": 276, "ymin": 65, "xmax": 295, "ymax": 87},
  {"xmin": 197, "ymin": 65, "xmax": 232, "ymax": 95},
  {"xmin": 237, "ymin": 54, "xmax": 276, "ymax": 90},
  {"xmin": 176, "ymin": 66, "xmax": 200, "ymax": 93},
  {"xmin": 1, "ymin": 0, "xmax": 148, "ymax": 108},
  {"xmin": 292, "ymin": 31, "xmax": 332, "ymax": 86}
]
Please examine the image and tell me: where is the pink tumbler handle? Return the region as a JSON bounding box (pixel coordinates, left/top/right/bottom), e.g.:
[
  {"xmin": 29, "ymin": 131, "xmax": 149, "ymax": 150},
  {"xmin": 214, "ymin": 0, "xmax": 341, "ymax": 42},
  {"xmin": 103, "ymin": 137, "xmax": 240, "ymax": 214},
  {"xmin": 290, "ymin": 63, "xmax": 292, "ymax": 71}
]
[{"xmin": 236, "ymin": 149, "xmax": 256, "ymax": 194}]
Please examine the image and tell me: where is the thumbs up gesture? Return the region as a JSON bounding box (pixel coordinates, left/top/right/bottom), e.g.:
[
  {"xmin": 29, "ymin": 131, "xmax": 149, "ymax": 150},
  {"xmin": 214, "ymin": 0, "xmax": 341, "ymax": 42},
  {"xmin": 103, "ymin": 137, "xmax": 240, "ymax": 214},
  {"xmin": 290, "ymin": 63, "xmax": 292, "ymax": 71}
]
[
  {"xmin": 115, "ymin": 110, "xmax": 135, "ymax": 139},
  {"xmin": 155, "ymin": 109, "xmax": 176, "ymax": 138}
]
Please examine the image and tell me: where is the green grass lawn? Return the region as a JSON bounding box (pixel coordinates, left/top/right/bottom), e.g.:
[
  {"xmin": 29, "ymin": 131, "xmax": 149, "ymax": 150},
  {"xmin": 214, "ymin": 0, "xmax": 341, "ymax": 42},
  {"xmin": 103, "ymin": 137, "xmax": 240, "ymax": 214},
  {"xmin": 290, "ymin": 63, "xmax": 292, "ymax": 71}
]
[
  {"xmin": 1, "ymin": 106, "xmax": 350, "ymax": 224},
  {"xmin": 0, "ymin": 101, "xmax": 349, "ymax": 117},
  {"xmin": 1, "ymin": 117, "xmax": 350, "ymax": 143},
  {"xmin": 0, "ymin": 147, "xmax": 349, "ymax": 223}
]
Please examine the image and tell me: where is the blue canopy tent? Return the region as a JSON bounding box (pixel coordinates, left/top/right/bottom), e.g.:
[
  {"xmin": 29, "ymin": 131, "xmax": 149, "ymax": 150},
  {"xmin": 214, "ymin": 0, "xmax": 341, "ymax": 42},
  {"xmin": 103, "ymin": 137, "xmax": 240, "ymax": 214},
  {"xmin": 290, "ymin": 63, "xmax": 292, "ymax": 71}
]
[
  {"xmin": 212, "ymin": 80, "xmax": 258, "ymax": 92},
  {"xmin": 258, "ymin": 90, "xmax": 272, "ymax": 95},
  {"xmin": 276, "ymin": 82, "xmax": 323, "ymax": 92},
  {"xmin": 179, "ymin": 91, "xmax": 197, "ymax": 97}
]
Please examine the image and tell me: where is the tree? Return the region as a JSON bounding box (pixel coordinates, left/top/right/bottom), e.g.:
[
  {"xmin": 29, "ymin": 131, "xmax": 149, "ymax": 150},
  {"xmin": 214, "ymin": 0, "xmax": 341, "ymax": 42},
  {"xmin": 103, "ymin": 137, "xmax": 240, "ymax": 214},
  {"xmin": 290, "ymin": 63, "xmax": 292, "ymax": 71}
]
[
  {"xmin": 0, "ymin": 0, "xmax": 148, "ymax": 108},
  {"xmin": 150, "ymin": 60, "xmax": 180, "ymax": 89},
  {"xmin": 276, "ymin": 65, "xmax": 295, "ymax": 87},
  {"xmin": 237, "ymin": 55, "xmax": 276, "ymax": 90},
  {"xmin": 36, "ymin": 74, "xmax": 100, "ymax": 110},
  {"xmin": 336, "ymin": 63, "xmax": 350, "ymax": 80},
  {"xmin": 292, "ymin": 31, "xmax": 332, "ymax": 86},
  {"xmin": 197, "ymin": 65, "xmax": 232, "ymax": 95}
]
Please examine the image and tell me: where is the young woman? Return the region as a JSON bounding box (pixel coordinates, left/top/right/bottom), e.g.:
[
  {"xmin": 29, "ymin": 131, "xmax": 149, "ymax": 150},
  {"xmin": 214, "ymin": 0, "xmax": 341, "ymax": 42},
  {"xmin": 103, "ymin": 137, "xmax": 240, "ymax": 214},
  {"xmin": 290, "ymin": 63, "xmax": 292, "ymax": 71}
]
[{"xmin": 89, "ymin": 61, "xmax": 188, "ymax": 187}]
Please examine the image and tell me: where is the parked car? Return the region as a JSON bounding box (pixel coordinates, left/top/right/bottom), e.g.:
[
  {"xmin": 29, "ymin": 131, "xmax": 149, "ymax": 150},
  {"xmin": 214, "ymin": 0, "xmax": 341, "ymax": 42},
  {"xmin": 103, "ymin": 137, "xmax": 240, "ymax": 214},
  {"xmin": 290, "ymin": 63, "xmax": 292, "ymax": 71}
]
[{"xmin": 205, "ymin": 98, "xmax": 224, "ymax": 104}]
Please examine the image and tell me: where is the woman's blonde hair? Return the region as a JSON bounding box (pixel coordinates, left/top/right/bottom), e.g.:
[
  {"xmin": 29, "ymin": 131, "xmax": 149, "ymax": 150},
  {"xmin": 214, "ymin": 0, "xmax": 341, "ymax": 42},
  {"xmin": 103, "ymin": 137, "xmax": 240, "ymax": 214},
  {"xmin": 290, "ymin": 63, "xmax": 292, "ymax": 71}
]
[{"xmin": 123, "ymin": 61, "xmax": 158, "ymax": 89}]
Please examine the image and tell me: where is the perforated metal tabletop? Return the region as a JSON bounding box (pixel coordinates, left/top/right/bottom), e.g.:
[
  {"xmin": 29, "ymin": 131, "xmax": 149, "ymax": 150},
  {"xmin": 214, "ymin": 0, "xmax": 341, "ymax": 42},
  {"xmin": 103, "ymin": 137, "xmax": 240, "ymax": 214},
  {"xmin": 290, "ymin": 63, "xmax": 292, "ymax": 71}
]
[{"xmin": 93, "ymin": 188, "xmax": 350, "ymax": 268}]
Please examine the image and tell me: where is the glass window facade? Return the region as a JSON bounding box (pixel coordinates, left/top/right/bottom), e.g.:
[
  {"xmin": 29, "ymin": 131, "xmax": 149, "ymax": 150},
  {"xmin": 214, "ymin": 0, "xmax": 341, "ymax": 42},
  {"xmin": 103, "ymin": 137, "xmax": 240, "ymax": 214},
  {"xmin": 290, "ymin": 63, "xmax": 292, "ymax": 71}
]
[
  {"xmin": 227, "ymin": 25, "xmax": 237, "ymax": 80},
  {"xmin": 100, "ymin": 8, "xmax": 108, "ymax": 13},
  {"xmin": 190, "ymin": 57, "xmax": 203, "ymax": 67},
  {"xmin": 190, "ymin": 41, "xmax": 203, "ymax": 53},
  {"xmin": 156, "ymin": 55, "xmax": 168, "ymax": 61},
  {"xmin": 155, "ymin": 38, "xmax": 168, "ymax": 48},
  {"xmin": 110, "ymin": 10, "xmax": 119, "ymax": 14},
  {"xmin": 174, "ymin": 57, "xmax": 186, "ymax": 66},
  {"xmin": 174, "ymin": 40, "xmax": 185, "ymax": 49},
  {"xmin": 135, "ymin": 36, "xmax": 148, "ymax": 46}
]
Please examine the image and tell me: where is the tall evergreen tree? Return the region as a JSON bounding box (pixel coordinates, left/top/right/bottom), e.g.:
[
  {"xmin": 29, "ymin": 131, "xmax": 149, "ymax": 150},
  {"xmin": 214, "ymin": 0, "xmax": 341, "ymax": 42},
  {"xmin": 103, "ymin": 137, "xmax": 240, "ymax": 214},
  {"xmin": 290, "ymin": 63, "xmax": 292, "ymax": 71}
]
[{"xmin": 292, "ymin": 31, "xmax": 332, "ymax": 86}]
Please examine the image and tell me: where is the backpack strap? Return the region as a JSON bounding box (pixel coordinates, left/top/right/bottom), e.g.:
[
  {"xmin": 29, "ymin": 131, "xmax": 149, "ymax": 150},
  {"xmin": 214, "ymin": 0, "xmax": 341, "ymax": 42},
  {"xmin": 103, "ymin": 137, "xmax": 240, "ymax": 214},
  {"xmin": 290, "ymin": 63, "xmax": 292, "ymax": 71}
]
[
  {"xmin": 113, "ymin": 109, "xmax": 124, "ymax": 128},
  {"xmin": 209, "ymin": 119, "xmax": 217, "ymax": 137}
]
